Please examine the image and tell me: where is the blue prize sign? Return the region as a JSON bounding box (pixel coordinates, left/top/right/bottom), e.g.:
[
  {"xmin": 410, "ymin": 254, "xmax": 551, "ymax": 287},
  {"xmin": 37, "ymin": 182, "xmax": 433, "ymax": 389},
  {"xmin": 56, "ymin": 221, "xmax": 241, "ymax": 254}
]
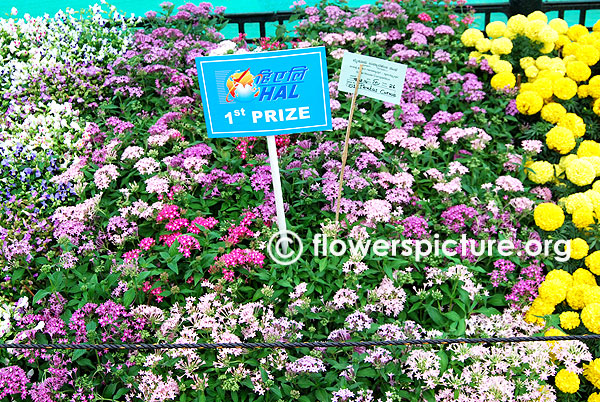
[{"xmin": 195, "ymin": 47, "xmax": 332, "ymax": 138}]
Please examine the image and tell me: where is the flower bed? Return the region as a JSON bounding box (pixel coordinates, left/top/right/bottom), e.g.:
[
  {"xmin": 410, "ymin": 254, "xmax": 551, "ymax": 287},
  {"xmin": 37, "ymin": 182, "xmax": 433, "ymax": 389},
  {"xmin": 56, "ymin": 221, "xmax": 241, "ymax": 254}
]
[{"xmin": 1, "ymin": 0, "xmax": 600, "ymax": 401}]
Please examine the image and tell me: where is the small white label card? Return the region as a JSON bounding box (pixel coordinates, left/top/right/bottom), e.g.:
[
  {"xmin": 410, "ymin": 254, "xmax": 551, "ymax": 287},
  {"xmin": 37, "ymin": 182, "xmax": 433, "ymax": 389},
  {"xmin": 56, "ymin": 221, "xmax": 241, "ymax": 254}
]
[{"xmin": 338, "ymin": 52, "xmax": 408, "ymax": 105}]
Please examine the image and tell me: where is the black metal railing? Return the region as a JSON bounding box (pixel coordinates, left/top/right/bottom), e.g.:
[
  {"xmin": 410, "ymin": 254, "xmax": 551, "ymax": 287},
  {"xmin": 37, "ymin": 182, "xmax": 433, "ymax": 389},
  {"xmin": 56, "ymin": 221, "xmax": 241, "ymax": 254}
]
[{"xmin": 223, "ymin": 1, "xmax": 600, "ymax": 38}]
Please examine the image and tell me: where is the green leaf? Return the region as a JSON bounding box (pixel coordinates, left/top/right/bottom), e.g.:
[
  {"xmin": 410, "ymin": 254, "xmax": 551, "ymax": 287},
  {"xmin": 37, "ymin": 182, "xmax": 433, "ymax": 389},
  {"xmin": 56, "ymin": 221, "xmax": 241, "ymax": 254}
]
[
  {"xmin": 104, "ymin": 383, "xmax": 117, "ymax": 398},
  {"xmin": 167, "ymin": 260, "xmax": 179, "ymax": 274},
  {"xmin": 115, "ymin": 388, "xmax": 129, "ymax": 399},
  {"xmin": 315, "ymin": 389, "xmax": 329, "ymax": 402},
  {"xmin": 33, "ymin": 289, "xmax": 50, "ymax": 304},
  {"xmin": 72, "ymin": 349, "xmax": 86, "ymax": 361},
  {"xmin": 123, "ymin": 288, "xmax": 136, "ymax": 306},
  {"xmin": 426, "ymin": 305, "xmax": 445, "ymax": 327}
]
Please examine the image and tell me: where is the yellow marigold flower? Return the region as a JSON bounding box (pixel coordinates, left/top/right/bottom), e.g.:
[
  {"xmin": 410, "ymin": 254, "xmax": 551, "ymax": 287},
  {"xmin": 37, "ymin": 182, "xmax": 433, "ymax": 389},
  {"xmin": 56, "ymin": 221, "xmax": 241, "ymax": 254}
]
[
  {"xmin": 541, "ymin": 41, "xmax": 554, "ymax": 54},
  {"xmin": 585, "ymin": 286, "xmax": 600, "ymax": 305},
  {"xmin": 579, "ymin": 84, "xmax": 590, "ymax": 98},
  {"xmin": 461, "ymin": 28, "xmax": 484, "ymax": 47},
  {"xmin": 529, "ymin": 297, "xmax": 556, "ymax": 317},
  {"xmin": 504, "ymin": 29, "xmax": 517, "ymax": 40},
  {"xmin": 585, "ymin": 189, "xmax": 600, "ymax": 211},
  {"xmin": 586, "ymin": 251, "xmax": 600, "ymax": 274},
  {"xmin": 579, "ymin": 140, "xmax": 600, "ymax": 157},
  {"xmin": 549, "ymin": 18, "xmax": 569, "ymax": 34},
  {"xmin": 545, "ymin": 328, "xmax": 566, "ymax": 337},
  {"xmin": 507, "ymin": 14, "xmax": 528, "ymax": 34},
  {"xmin": 546, "ymin": 126, "xmax": 576, "ymax": 154},
  {"xmin": 567, "ymin": 284, "xmax": 590, "ymax": 309},
  {"xmin": 525, "ymin": 65, "xmax": 539, "ymax": 79},
  {"xmin": 528, "ymin": 10, "xmax": 548, "ymax": 23},
  {"xmin": 545, "ymin": 327, "xmax": 566, "ymax": 347},
  {"xmin": 526, "ymin": 20, "xmax": 548, "ymax": 42},
  {"xmin": 573, "ymin": 268, "xmax": 596, "ymax": 286},
  {"xmin": 573, "ymin": 207, "xmax": 596, "ymax": 229},
  {"xmin": 560, "ymin": 311, "xmax": 581, "ymax": 330},
  {"xmin": 520, "ymin": 83, "xmax": 536, "ymax": 92},
  {"xmin": 576, "ymin": 44, "xmax": 600, "ymax": 66},
  {"xmin": 556, "ymin": 34, "xmax": 571, "ymax": 48},
  {"xmin": 532, "ymin": 77, "xmax": 553, "ymax": 98},
  {"xmin": 594, "ymin": 98, "xmax": 600, "ymax": 117},
  {"xmin": 568, "ymin": 24, "xmax": 590, "ymax": 42},
  {"xmin": 564, "ymin": 54, "xmax": 578, "ymax": 64},
  {"xmin": 490, "ymin": 37, "xmax": 513, "ymax": 55},
  {"xmin": 555, "ymin": 369, "xmax": 580, "ymax": 393},
  {"xmin": 582, "ymin": 303, "xmax": 600, "ymax": 333},
  {"xmin": 547, "ymin": 269, "xmax": 574, "ymax": 287},
  {"xmin": 553, "ymin": 77, "xmax": 578, "ymax": 99},
  {"xmin": 492, "ymin": 60, "xmax": 513, "ymax": 74},
  {"xmin": 590, "ymin": 393, "xmax": 600, "ymax": 402},
  {"xmin": 560, "ymin": 154, "xmax": 579, "ymax": 170},
  {"xmin": 540, "ymin": 102, "xmax": 566, "ymax": 123},
  {"xmin": 483, "ymin": 54, "xmax": 500, "ymax": 65},
  {"xmin": 585, "ymin": 359, "xmax": 600, "ymax": 388},
  {"xmin": 536, "ymin": 55, "xmax": 552, "ymax": 70},
  {"xmin": 570, "ymin": 238, "xmax": 590, "ymax": 259},
  {"xmin": 490, "ymin": 72, "xmax": 516, "ymax": 90},
  {"xmin": 528, "ymin": 160, "xmax": 554, "ymax": 184},
  {"xmin": 548, "ymin": 58, "xmax": 567, "ymax": 74},
  {"xmin": 486, "ymin": 21, "xmax": 506, "ymax": 38},
  {"xmin": 520, "ymin": 56, "xmax": 536, "ymax": 70},
  {"xmin": 534, "ymin": 202, "xmax": 565, "ymax": 231},
  {"xmin": 595, "ymin": 20, "xmax": 600, "ymax": 32},
  {"xmin": 475, "ymin": 38, "xmax": 491, "ymax": 53},
  {"xmin": 589, "ymin": 76, "xmax": 600, "ymax": 98},
  {"xmin": 566, "ymin": 60, "xmax": 592, "ymax": 81},
  {"xmin": 539, "ymin": 278, "xmax": 567, "ymax": 305},
  {"xmin": 538, "ymin": 26, "xmax": 559, "ymax": 44},
  {"xmin": 538, "ymin": 70, "xmax": 565, "ymax": 82},
  {"xmin": 583, "ymin": 156, "xmax": 600, "ymax": 176},
  {"xmin": 565, "ymin": 192, "xmax": 593, "ymax": 213},
  {"xmin": 579, "ymin": 32, "xmax": 600, "ymax": 46},
  {"xmin": 469, "ymin": 51, "xmax": 483, "ymax": 61},
  {"xmin": 563, "ymin": 42, "xmax": 579, "ymax": 57},
  {"xmin": 558, "ymin": 113, "xmax": 586, "ymax": 138},
  {"xmin": 567, "ymin": 159, "xmax": 596, "ymax": 186},
  {"xmin": 516, "ymin": 91, "xmax": 543, "ymax": 115}
]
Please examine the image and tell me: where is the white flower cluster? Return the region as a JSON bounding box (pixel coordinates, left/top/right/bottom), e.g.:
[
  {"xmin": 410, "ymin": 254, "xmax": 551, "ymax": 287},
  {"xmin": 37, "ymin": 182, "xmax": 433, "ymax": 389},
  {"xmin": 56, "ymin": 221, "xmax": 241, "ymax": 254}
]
[{"xmin": 0, "ymin": 3, "xmax": 136, "ymax": 153}]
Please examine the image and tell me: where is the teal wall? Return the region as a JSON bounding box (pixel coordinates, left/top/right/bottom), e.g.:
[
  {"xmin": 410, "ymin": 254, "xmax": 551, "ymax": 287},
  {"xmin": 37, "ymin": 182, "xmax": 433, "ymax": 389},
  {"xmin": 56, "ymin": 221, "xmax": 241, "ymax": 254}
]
[
  {"xmin": 1, "ymin": 0, "xmax": 598, "ymax": 37},
  {"xmin": 1, "ymin": 0, "xmax": 500, "ymax": 18}
]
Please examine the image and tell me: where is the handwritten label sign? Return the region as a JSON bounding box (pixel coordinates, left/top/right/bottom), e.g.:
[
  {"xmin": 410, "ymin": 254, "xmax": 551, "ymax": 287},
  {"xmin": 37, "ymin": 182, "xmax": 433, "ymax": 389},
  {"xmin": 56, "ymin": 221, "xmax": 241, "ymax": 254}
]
[
  {"xmin": 338, "ymin": 52, "xmax": 407, "ymax": 105},
  {"xmin": 195, "ymin": 47, "xmax": 332, "ymax": 138}
]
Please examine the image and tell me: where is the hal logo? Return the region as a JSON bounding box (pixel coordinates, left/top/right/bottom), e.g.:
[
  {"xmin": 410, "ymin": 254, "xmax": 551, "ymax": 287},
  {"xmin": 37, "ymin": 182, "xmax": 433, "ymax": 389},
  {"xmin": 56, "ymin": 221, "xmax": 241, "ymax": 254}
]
[{"xmin": 224, "ymin": 66, "xmax": 308, "ymax": 103}]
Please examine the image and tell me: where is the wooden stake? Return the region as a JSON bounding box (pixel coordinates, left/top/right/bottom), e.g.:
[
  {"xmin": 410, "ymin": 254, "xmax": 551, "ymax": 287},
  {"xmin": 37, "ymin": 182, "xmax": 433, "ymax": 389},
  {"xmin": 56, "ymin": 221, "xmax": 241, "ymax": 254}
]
[{"xmin": 335, "ymin": 64, "xmax": 363, "ymax": 224}]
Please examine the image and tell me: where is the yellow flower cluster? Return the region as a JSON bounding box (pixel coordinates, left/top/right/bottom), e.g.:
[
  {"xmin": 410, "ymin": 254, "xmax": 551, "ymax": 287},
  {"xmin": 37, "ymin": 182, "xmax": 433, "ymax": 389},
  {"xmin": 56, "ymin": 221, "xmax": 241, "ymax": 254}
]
[
  {"xmin": 463, "ymin": 12, "xmax": 600, "ymax": 124},
  {"xmin": 465, "ymin": 14, "xmax": 600, "ymax": 394},
  {"xmin": 555, "ymin": 369, "xmax": 580, "ymax": 393},
  {"xmin": 586, "ymin": 359, "xmax": 600, "ymax": 388},
  {"xmin": 533, "ymin": 203, "xmax": 564, "ymax": 231},
  {"xmin": 525, "ymin": 268, "xmax": 600, "ymax": 335},
  {"xmin": 526, "ymin": 269, "xmax": 571, "ymax": 324}
]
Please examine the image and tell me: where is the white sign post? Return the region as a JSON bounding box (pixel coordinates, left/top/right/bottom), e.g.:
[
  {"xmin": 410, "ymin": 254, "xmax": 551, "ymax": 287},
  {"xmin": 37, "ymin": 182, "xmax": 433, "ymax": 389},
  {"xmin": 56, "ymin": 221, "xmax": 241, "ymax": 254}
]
[{"xmin": 266, "ymin": 136, "xmax": 288, "ymax": 253}]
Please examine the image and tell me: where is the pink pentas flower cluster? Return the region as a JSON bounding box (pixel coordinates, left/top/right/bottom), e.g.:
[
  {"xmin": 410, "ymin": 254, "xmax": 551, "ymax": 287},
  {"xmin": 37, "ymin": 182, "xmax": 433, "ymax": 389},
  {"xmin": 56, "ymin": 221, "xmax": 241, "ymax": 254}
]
[
  {"xmin": 221, "ymin": 211, "xmax": 257, "ymax": 245},
  {"xmin": 156, "ymin": 204, "xmax": 181, "ymax": 222},
  {"xmin": 123, "ymin": 249, "xmax": 142, "ymax": 263},
  {"xmin": 215, "ymin": 248, "xmax": 265, "ymax": 268}
]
